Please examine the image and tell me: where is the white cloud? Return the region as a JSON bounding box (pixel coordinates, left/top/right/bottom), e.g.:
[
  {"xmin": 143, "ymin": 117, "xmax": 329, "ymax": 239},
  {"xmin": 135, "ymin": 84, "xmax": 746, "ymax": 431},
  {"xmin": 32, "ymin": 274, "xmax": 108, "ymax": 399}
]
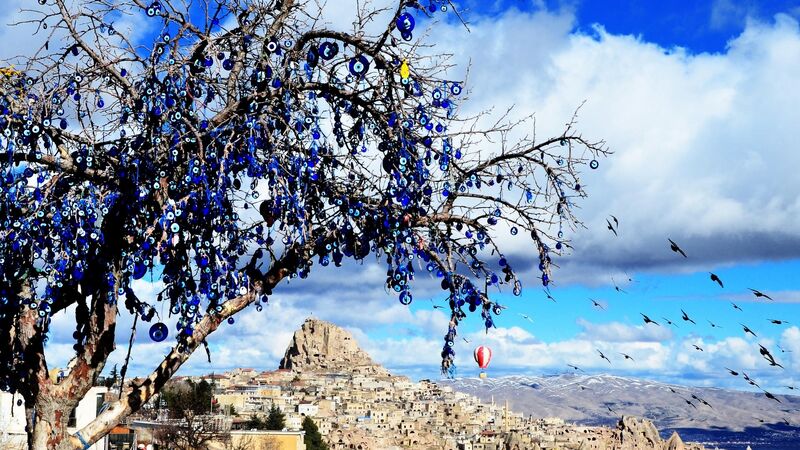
[
  {"xmin": 427, "ymin": 10, "xmax": 800, "ymax": 282},
  {"xmin": 576, "ymin": 317, "xmax": 674, "ymax": 342}
]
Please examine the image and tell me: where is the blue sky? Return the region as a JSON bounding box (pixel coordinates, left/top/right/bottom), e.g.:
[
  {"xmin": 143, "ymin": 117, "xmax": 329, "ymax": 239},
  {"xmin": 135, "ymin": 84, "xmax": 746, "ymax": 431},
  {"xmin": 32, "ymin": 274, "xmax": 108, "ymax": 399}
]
[
  {"xmin": 6, "ymin": 0, "xmax": 798, "ymax": 393},
  {"xmin": 462, "ymin": 0, "xmax": 800, "ymax": 53}
]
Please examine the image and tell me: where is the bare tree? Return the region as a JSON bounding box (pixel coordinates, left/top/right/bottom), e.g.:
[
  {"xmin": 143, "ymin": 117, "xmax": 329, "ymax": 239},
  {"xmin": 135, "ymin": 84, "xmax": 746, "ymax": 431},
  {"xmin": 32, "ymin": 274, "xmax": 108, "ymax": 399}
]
[
  {"xmin": 154, "ymin": 414, "xmax": 230, "ymax": 450},
  {"xmin": 224, "ymin": 434, "xmax": 281, "ymax": 450},
  {"xmin": 151, "ymin": 379, "xmax": 228, "ymax": 450},
  {"xmin": 0, "ymin": 0, "xmax": 607, "ymax": 449}
]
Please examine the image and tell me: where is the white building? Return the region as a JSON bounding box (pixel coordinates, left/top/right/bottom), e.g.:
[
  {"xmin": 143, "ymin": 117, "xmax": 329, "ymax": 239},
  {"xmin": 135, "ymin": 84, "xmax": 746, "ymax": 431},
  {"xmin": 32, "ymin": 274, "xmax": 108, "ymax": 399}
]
[
  {"xmin": 297, "ymin": 402, "xmax": 318, "ymax": 417},
  {"xmin": 0, "ymin": 391, "xmax": 26, "ymax": 448},
  {"xmin": 0, "ymin": 386, "xmax": 108, "ymax": 450}
]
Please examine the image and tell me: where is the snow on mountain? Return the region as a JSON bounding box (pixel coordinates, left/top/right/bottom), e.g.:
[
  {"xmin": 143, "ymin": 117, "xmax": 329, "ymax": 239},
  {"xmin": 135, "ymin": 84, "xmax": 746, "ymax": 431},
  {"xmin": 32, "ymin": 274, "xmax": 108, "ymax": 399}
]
[{"xmin": 439, "ymin": 373, "xmax": 800, "ymax": 431}]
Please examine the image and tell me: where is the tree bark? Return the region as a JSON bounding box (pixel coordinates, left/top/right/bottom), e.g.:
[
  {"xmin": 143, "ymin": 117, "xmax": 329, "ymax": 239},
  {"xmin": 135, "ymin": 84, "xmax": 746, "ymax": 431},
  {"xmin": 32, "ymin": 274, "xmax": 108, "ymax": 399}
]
[
  {"xmin": 30, "ymin": 392, "xmax": 72, "ymax": 450},
  {"xmin": 68, "ymin": 239, "xmax": 313, "ymax": 449}
]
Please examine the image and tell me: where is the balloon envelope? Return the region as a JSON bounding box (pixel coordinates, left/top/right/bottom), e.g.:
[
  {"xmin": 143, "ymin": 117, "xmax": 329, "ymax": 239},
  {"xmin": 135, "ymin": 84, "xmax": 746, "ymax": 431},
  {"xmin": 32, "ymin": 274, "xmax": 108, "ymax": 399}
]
[{"xmin": 474, "ymin": 345, "xmax": 492, "ymax": 369}]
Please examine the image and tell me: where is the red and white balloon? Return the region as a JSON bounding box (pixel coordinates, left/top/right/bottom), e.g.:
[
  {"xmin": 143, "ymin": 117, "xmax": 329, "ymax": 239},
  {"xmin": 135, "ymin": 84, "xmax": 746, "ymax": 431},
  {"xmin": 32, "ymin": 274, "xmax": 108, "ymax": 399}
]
[{"xmin": 473, "ymin": 345, "xmax": 492, "ymax": 370}]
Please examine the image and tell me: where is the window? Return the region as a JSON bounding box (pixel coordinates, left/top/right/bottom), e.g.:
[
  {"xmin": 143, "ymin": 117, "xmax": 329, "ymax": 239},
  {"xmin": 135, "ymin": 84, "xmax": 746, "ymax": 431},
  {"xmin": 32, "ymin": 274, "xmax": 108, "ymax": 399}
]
[{"xmin": 97, "ymin": 392, "xmax": 106, "ymax": 416}]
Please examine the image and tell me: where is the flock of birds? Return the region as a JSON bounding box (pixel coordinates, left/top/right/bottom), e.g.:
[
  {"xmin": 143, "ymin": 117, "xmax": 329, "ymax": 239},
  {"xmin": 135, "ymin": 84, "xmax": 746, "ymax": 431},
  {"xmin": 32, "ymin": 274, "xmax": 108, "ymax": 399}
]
[{"xmin": 526, "ymin": 214, "xmax": 794, "ymax": 414}]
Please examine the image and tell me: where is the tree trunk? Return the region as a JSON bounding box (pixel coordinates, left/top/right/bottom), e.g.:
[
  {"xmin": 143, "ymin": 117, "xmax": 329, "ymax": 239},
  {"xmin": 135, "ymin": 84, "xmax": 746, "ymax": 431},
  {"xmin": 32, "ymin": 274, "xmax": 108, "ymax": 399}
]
[{"xmin": 29, "ymin": 397, "xmax": 75, "ymax": 450}]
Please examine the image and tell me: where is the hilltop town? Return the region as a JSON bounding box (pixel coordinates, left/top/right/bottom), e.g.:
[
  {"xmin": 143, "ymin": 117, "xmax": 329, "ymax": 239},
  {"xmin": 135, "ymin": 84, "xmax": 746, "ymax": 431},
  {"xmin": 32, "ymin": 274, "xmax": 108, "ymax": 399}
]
[
  {"xmin": 157, "ymin": 318, "xmax": 703, "ymax": 450},
  {"xmin": 0, "ymin": 318, "xmax": 705, "ymax": 450}
]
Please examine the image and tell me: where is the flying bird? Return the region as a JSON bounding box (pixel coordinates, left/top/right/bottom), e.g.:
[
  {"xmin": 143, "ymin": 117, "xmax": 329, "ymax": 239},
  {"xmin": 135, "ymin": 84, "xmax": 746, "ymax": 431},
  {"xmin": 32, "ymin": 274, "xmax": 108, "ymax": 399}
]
[
  {"xmin": 690, "ymin": 394, "xmax": 713, "ymax": 408},
  {"xmin": 768, "ymin": 319, "xmax": 789, "ymax": 325},
  {"xmin": 662, "ymin": 317, "xmax": 679, "ymax": 328},
  {"xmin": 668, "ymin": 238, "xmax": 687, "ymax": 257},
  {"xmin": 518, "ymin": 313, "xmax": 534, "ymax": 323},
  {"xmin": 641, "ymin": 313, "xmax": 660, "ymax": 326},
  {"xmin": 681, "ymin": 309, "xmax": 697, "ymax": 325},
  {"xmin": 606, "ymin": 219, "xmax": 618, "ymax": 236},
  {"xmin": 610, "ymin": 215, "xmax": 619, "ymax": 228},
  {"xmin": 611, "ymin": 277, "xmax": 627, "ymax": 294},
  {"xmin": 731, "ymin": 302, "xmax": 743, "ymax": 312},
  {"xmin": 624, "ymin": 272, "xmax": 638, "ymax": 283},
  {"xmin": 462, "ymin": 337, "xmax": 470, "ymax": 344},
  {"xmin": 597, "ymin": 350, "xmax": 612, "ymax": 364},
  {"xmin": 759, "ymin": 345, "xmax": 784, "ymax": 368},
  {"xmin": 724, "ymin": 367, "xmax": 739, "ymax": 376},
  {"xmin": 764, "ymin": 391, "xmax": 781, "ymax": 403},
  {"xmin": 567, "ymin": 364, "xmax": 584, "ymax": 372},
  {"xmin": 709, "ymin": 273, "xmax": 723, "ymax": 288},
  {"xmin": 707, "ymin": 320, "xmax": 722, "ymax": 329},
  {"xmin": 748, "ymin": 288, "xmax": 774, "ymax": 301},
  {"xmin": 590, "ymin": 298, "xmax": 606, "ymax": 311},
  {"xmin": 681, "ymin": 398, "xmax": 698, "ymax": 409},
  {"xmin": 544, "ymin": 290, "xmax": 557, "ymax": 303},
  {"xmin": 743, "ymin": 372, "xmax": 760, "ymax": 388},
  {"xmin": 692, "ymin": 344, "xmax": 704, "ymax": 352},
  {"xmin": 740, "ymin": 323, "xmax": 757, "ymax": 337},
  {"xmin": 777, "ymin": 344, "xmax": 792, "ymax": 353},
  {"xmin": 619, "ymin": 352, "xmax": 635, "ymax": 361}
]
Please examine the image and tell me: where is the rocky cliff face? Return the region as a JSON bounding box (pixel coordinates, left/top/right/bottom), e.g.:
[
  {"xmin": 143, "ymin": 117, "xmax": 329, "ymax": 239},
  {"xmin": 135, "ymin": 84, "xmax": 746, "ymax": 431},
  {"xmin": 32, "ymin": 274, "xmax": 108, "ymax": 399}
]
[
  {"xmin": 279, "ymin": 318, "xmax": 388, "ymax": 376},
  {"xmin": 615, "ymin": 416, "xmax": 701, "ymax": 450}
]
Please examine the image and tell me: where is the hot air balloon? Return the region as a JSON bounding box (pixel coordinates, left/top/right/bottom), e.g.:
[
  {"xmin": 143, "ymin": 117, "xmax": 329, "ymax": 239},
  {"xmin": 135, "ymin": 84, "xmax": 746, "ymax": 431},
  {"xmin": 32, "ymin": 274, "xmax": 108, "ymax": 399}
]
[{"xmin": 474, "ymin": 345, "xmax": 492, "ymax": 379}]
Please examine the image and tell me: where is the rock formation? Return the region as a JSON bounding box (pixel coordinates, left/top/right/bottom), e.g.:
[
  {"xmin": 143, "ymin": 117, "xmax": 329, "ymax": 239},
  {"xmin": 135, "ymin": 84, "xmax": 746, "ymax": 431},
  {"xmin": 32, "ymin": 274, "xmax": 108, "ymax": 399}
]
[
  {"xmin": 279, "ymin": 318, "xmax": 388, "ymax": 376},
  {"xmin": 617, "ymin": 415, "xmax": 662, "ymax": 447},
  {"xmin": 613, "ymin": 416, "xmax": 701, "ymax": 450},
  {"xmin": 664, "ymin": 432, "xmax": 686, "ymax": 450}
]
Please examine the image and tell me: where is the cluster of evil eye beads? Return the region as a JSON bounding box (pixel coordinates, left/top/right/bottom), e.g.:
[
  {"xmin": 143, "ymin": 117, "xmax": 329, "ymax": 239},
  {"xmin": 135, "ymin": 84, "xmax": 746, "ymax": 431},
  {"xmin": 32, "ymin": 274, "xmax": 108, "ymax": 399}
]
[{"xmin": 0, "ymin": 0, "xmax": 594, "ymax": 391}]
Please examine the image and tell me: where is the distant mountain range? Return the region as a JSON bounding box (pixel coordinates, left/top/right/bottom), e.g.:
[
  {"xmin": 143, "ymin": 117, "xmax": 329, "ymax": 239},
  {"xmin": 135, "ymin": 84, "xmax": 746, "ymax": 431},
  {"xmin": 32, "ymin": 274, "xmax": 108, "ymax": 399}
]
[{"xmin": 439, "ymin": 374, "xmax": 800, "ymax": 432}]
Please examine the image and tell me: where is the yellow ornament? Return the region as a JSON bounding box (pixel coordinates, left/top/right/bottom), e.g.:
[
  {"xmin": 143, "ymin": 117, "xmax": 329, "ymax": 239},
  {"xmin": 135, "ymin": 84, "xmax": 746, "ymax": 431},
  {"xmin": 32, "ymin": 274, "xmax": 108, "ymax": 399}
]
[{"xmin": 400, "ymin": 60, "xmax": 410, "ymax": 80}]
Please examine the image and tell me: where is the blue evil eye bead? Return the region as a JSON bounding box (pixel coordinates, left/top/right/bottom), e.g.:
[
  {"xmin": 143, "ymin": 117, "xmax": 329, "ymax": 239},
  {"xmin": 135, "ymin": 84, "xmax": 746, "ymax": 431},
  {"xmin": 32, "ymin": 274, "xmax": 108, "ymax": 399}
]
[
  {"xmin": 306, "ymin": 47, "xmax": 319, "ymax": 67},
  {"xmin": 450, "ymin": 84, "xmax": 462, "ymax": 95},
  {"xmin": 132, "ymin": 262, "xmax": 147, "ymax": 280},
  {"xmin": 396, "ymin": 12, "xmax": 415, "ymax": 33},
  {"xmin": 318, "ymin": 42, "xmax": 338, "ymax": 60},
  {"xmin": 589, "ymin": 159, "xmax": 599, "ymax": 169},
  {"xmin": 149, "ymin": 322, "xmax": 168, "ymax": 342},
  {"xmin": 348, "ymin": 55, "xmax": 369, "ymax": 78},
  {"xmin": 146, "ymin": 2, "xmax": 160, "ymax": 16},
  {"xmin": 399, "ymin": 291, "xmax": 412, "ymax": 305},
  {"xmin": 227, "ymin": 317, "xmax": 235, "ymax": 324}
]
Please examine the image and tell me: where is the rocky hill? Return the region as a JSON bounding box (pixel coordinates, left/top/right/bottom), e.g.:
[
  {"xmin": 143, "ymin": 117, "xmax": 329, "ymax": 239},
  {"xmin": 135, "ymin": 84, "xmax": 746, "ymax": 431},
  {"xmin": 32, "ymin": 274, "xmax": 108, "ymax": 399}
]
[
  {"xmin": 279, "ymin": 318, "xmax": 388, "ymax": 376},
  {"xmin": 276, "ymin": 319, "xmax": 705, "ymax": 449},
  {"xmin": 440, "ymin": 373, "xmax": 800, "ymax": 431}
]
